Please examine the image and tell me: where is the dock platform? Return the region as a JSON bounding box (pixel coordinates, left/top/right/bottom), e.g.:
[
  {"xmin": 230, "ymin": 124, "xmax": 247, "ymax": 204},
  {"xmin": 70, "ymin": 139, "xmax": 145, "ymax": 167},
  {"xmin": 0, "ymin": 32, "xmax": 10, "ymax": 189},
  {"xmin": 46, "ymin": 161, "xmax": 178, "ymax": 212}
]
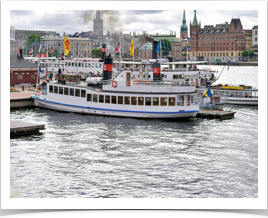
[
  {"xmin": 10, "ymin": 120, "xmax": 45, "ymax": 136},
  {"xmin": 197, "ymin": 109, "xmax": 235, "ymax": 120}
]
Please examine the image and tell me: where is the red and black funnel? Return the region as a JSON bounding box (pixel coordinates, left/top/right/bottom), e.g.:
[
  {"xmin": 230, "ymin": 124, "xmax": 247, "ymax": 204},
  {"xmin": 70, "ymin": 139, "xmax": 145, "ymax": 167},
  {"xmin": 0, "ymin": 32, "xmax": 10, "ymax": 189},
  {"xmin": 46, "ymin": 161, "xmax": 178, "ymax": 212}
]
[{"xmin": 103, "ymin": 55, "xmax": 113, "ymax": 80}]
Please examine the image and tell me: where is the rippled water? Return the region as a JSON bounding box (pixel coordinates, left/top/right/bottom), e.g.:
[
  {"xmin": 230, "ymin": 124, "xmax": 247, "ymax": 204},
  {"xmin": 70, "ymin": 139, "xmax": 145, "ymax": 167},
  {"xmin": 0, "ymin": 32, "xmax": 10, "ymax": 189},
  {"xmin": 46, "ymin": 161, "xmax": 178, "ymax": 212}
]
[{"xmin": 10, "ymin": 66, "xmax": 258, "ymax": 198}]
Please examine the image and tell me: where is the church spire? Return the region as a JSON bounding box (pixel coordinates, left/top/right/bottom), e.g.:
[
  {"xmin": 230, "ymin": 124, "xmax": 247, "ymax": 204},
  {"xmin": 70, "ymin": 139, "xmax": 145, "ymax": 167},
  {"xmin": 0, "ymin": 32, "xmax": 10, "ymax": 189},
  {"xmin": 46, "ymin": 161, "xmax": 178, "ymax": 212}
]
[{"xmin": 192, "ymin": 10, "xmax": 198, "ymax": 26}]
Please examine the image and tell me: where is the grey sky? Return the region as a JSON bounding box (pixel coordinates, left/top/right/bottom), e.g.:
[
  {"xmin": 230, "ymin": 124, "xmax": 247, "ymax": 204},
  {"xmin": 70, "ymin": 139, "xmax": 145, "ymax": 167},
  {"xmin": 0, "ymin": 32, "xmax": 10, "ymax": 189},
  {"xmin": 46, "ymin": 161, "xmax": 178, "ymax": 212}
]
[{"xmin": 10, "ymin": 10, "xmax": 258, "ymax": 36}]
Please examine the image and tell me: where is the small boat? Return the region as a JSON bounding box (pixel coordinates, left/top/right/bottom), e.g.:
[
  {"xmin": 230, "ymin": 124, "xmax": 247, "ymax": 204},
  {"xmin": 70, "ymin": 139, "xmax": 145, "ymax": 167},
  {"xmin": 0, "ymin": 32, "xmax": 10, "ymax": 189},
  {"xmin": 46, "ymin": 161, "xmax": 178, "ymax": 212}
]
[{"xmin": 210, "ymin": 84, "xmax": 258, "ymax": 106}]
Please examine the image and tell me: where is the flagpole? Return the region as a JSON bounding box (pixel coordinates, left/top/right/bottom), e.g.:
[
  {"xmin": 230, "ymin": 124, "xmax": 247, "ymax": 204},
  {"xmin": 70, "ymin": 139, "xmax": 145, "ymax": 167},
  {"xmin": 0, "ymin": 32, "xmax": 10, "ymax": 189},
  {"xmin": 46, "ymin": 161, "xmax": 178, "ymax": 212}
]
[{"xmin": 133, "ymin": 38, "xmax": 134, "ymax": 74}]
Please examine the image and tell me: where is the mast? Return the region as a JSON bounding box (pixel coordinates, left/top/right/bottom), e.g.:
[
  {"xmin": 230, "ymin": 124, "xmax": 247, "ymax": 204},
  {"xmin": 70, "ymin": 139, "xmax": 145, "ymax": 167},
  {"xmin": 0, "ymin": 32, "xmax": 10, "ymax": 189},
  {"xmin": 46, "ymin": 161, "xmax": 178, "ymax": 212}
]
[{"xmin": 133, "ymin": 37, "xmax": 134, "ymax": 74}]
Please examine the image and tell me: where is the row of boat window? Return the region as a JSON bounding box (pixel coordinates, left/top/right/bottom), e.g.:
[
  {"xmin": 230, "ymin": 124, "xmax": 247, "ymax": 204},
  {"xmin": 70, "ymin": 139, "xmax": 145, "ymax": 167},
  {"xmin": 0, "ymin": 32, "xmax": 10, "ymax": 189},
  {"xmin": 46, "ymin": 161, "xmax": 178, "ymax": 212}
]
[
  {"xmin": 86, "ymin": 94, "xmax": 194, "ymax": 106},
  {"xmin": 49, "ymin": 85, "xmax": 194, "ymax": 106},
  {"xmin": 65, "ymin": 62, "xmax": 102, "ymax": 68}
]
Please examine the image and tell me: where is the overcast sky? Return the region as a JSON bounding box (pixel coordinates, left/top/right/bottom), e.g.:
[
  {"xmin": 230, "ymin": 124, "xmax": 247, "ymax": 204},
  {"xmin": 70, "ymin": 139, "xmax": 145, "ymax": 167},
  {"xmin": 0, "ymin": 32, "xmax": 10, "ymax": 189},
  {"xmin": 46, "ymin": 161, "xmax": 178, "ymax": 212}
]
[{"xmin": 10, "ymin": 10, "xmax": 258, "ymax": 36}]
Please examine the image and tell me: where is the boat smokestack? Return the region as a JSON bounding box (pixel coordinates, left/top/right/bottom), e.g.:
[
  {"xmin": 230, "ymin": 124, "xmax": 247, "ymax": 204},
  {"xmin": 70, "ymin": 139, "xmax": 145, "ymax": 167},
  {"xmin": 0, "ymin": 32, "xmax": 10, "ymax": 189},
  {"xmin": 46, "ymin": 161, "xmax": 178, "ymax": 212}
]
[
  {"xmin": 101, "ymin": 43, "xmax": 106, "ymax": 61},
  {"xmin": 153, "ymin": 62, "xmax": 161, "ymax": 81},
  {"xmin": 103, "ymin": 54, "xmax": 113, "ymax": 80},
  {"xmin": 152, "ymin": 41, "xmax": 158, "ymax": 60}
]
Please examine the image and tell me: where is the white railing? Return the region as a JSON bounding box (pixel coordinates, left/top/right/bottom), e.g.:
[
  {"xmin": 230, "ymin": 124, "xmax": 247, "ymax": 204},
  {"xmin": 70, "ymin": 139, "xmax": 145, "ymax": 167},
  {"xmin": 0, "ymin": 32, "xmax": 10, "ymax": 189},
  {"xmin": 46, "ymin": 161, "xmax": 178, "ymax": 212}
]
[{"xmin": 103, "ymin": 80, "xmax": 196, "ymax": 88}]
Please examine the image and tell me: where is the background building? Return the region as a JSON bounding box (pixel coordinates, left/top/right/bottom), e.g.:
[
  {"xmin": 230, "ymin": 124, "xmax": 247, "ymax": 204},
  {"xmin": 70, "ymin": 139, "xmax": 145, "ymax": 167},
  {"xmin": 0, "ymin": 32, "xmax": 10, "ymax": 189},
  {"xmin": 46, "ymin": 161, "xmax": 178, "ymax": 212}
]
[
  {"xmin": 15, "ymin": 29, "xmax": 57, "ymax": 41},
  {"xmin": 10, "ymin": 26, "xmax": 15, "ymax": 40},
  {"xmin": 10, "ymin": 40, "xmax": 25, "ymax": 56},
  {"xmin": 93, "ymin": 10, "xmax": 103, "ymax": 37},
  {"xmin": 180, "ymin": 10, "xmax": 188, "ymax": 39},
  {"xmin": 189, "ymin": 10, "xmax": 246, "ymax": 61}
]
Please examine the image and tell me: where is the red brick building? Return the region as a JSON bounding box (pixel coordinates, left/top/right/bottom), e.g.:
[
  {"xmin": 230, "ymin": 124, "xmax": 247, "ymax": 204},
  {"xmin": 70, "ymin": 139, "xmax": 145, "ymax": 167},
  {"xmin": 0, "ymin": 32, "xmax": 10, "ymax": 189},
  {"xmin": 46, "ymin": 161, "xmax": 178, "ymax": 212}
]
[
  {"xmin": 10, "ymin": 49, "xmax": 39, "ymax": 86},
  {"xmin": 189, "ymin": 10, "xmax": 246, "ymax": 61}
]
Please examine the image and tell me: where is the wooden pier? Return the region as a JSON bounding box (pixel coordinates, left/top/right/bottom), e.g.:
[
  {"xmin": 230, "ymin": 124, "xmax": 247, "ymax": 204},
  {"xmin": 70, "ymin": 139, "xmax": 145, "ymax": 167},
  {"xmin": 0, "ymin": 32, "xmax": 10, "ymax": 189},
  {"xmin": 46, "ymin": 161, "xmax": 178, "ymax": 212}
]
[
  {"xmin": 196, "ymin": 109, "xmax": 235, "ymax": 120},
  {"xmin": 10, "ymin": 120, "xmax": 45, "ymax": 136}
]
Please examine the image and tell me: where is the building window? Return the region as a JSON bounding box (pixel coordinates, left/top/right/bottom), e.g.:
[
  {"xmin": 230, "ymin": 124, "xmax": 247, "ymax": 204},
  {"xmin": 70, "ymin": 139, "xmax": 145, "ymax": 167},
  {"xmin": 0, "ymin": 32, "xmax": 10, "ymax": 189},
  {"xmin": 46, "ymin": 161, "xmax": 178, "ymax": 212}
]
[
  {"xmin": 255, "ymin": 37, "xmax": 257, "ymax": 41},
  {"xmin": 255, "ymin": 31, "xmax": 257, "ymax": 34},
  {"xmin": 231, "ymin": 52, "xmax": 233, "ymax": 56}
]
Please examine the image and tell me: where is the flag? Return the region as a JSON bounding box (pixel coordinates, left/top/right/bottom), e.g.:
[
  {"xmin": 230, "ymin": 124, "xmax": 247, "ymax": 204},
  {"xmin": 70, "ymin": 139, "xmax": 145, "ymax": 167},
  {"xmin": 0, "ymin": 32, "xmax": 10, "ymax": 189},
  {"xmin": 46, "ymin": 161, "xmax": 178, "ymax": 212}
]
[
  {"xmin": 49, "ymin": 47, "xmax": 53, "ymax": 54},
  {"xmin": 17, "ymin": 49, "xmax": 20, "ymax": 57},
  {"xmin": 156, "ymin": 40, "xmax": 161, "ymax": 53},
  {"xmin": 38, "ymin": 44, "xmax": 42, "ymax": 54},
  {"xmin": 29, "ymin": 46, "xmax": 33, "ymax": 55},
  {"xmin": 202, "ymin": 87, "xmax": 213, "ymax": 99},
  {"xmin": 64, "ymin": 35, "xmax": 71, "ymax": 56},
  {"xmin": 38, "ymin": 66, "xmax": 42, "ymax": 74},
  {"xmin": 129, "ymin": 38, "xmax": 134, "ymax": 56},
  {"xmin": 227, "ymin": 59, "xmax": 230, "ymax": 70},
  {"xmin": 115, "ymin": 42, "xmax": 120, "ymax": 55},
  {"xmin": 187, "ymin": 37, "xmax": 190, "ymax": 50}
]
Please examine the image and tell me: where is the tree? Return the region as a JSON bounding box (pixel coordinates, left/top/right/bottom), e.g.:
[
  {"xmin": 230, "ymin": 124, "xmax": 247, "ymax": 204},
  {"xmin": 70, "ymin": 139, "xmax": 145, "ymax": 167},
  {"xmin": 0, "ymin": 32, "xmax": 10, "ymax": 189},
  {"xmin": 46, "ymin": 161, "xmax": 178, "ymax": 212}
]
[
  {"xmin": 248, "ymin": 49, "xmax": 254, "ymax": 57},
  {"xmin": 160, "ymin": 39, "xmax": 172, "ymax": 57},
  {"xmin": 241, "ymin": 50, "xmax": 249, "ymax": 58},
  {"xmin": 24, "ymin": 34, "xmax": 42, "ymax": 55},
  {"xmin": 53, "ymin": 48, "xmax": 58, "ymax": 57},
  {"xmin": 91, "ymin": 48, "xmax": 102, "ymax": 58}
]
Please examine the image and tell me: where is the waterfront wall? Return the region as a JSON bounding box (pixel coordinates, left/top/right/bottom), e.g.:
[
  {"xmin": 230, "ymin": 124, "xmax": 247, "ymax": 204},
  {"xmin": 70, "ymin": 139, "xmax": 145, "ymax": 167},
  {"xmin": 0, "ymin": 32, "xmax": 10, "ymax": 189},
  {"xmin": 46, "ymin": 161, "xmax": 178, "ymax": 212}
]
[{"xmin": 10, "ymin": 98, "xmax": 34, "ymax": 109}]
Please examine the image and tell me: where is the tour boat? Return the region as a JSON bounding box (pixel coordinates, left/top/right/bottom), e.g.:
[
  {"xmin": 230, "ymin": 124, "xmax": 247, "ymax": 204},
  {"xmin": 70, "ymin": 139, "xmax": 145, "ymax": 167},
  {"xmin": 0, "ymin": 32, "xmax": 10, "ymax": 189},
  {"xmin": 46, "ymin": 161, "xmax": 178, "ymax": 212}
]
[
  {"xmin": 210, "ymin": 84, "xmax": 258, "ymax": 105},
  {"xmin": 31, "ymin": 55, "xmax": 200, "ymax": 120}
]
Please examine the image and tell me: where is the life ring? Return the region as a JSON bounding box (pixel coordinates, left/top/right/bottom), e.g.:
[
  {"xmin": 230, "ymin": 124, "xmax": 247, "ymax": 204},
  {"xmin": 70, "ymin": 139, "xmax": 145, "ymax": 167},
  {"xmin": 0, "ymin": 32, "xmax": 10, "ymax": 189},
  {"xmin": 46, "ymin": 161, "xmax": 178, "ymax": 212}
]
[
  {"xmin": 198, "ymin": 92, "xmax": 203, "ymax": 98},
  {"xmin": 112, "ymin": 81, "xmax": 117, "ymax": 88},
  {"xmin": 36, "ymin": 90, "xmax": 40, "ymax": 97},
  {"xmin": 133, "ymin": 79, "xmax": 139, "ymax": 85}
]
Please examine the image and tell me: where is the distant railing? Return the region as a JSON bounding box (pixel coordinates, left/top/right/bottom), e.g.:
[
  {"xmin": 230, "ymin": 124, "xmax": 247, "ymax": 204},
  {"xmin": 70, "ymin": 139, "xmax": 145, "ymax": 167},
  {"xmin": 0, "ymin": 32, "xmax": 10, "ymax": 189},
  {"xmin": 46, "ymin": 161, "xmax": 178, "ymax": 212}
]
[{"xmin": 103, "ymin": 80, "xmax": 195, "ymax": 87}]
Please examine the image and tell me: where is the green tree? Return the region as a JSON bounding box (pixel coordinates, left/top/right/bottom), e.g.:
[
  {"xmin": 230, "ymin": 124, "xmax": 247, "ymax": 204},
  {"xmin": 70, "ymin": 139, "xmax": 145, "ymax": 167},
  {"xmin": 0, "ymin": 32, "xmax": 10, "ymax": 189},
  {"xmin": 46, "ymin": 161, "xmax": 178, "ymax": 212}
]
[
  {"xmin": 160, "ymin": 39, "xmax": 172, "ymax": 57},
  {"xmin": 91, "ymin": 48, "xmax": 102, "ymax": 58},
  {"xmin": 53, "ymin": 48, "xmax": 58, "ymax": 57},
  {"xmin": 241, "ymin": 50, "xmax": 249, "ymax": 58},
  {"xmin": 24, "ymin": 34, "xmax": 42, "ymax": 55},
  {"xmin": 248, "ymin": 49, "xmax": 254, "ymax": 57}
]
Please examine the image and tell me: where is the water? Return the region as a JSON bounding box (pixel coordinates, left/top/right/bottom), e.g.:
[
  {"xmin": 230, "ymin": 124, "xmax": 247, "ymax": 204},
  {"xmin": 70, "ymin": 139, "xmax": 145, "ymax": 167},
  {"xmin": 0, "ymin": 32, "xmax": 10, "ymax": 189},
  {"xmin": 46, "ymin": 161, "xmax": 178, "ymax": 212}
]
[{"xmin": 10, "ymin": 66, "xmax": 258, "ymax": 198}]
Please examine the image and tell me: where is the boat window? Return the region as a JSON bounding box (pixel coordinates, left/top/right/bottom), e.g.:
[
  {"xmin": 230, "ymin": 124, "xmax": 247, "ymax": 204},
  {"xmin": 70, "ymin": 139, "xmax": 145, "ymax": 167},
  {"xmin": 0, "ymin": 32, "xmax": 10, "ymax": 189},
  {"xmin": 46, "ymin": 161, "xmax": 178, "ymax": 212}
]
[
  {"xmin": 68, "ymin": 62, "xmax": 71, "ymax": 66},
  {"xmin": 59, "ymin": 87, "xmax": 63, "ymax": 95},
  {"xmin": 64, "ymin": 88, "xmax": 68, "ymax": 95},
  {"xmin": 118, "ymin": 96, "xmax": 123, "ymax": 104},
  {"xmin": 87, "ymin": 94, "xmax": 92, "ymax": 102},
  {"xmin": 70, "ymin": 88, "xmax": 74, "ymax": 96},
  {"xmin": 111, "ymin": 96, "xmax": 117, "ymax": 104},
  {"xmin": 138, "ymin": 97, "xmax": 144, "ymax": 106},
  {"xmin": 173, "ymin": 75, "xmax": 179, "ymax": 79},
  {"xmin": 125, "ymin": 96, "xmax": 130, "ymax": 105},
  {"xmin": 153, "ymin": 97, "xmax": 159, "ymax": 106},
  {"xmin": 72, "ymin": 63, "xmax": 74, "ymax": 67},
  {"xmin": 85, "ymin": 63, "xmax": 88, "ymax": 67},
  {"xmin": 169, "ymin": 97, "xmax": 175, "ymax": 106},
  {"xmin": 93, "ymin": 94, "xmax": 98, "ymax": 102},
  {"xmin": 145, "ymin": 97, "xmax": 151, "ymax": 106},
  {"xmin": 99, "ymin": 63, "xmax": 102, "ymax": 68},
  {"xmin": 105, "ymin": 95, "xmax": 110, "ymax": 103},
  {"xmin": 79, "ymin": 63, "xmax": 81, "ymax": 67},
  {"xmin": 191, "ymin": 95, "xmax": 194, "ymax": 103},
  {"xmin": 88, "ymin": 63, "xmax": 91, "ymax": 68},
  {"xmin": 99, "ymin": 95, "xmax": 104, "ymax": 103},
  {"xmin": 49, "ymin": 85, "xmax": 53, "ymax": 93},
  {"xmin": 187, "ymin": 95, "xmax": 191, "ymax": 106},
  {"xmin": 161, "ymin": 97, "xmax": 167, "ymax": 106},
  {"xmin": 81, "ymin": 90, "xmax": 86, "ymax": 98},
  {"xmin": 131, "ymin": 97, "xmax": 137, "ymax": 105},
  {"xmin": 54, "ymin": 86, "xmax": 58, "ymax": 94},
  {"xmin": 75, "ymin": 89, "xmax": 80, "ymax": 97},
  {"xmin": 177, "ymin": 95, "xmax": 184, "ymax": 106},
  {"xmin": 82, "ymin": 63, "xmax": 84, "ymax": 67}
]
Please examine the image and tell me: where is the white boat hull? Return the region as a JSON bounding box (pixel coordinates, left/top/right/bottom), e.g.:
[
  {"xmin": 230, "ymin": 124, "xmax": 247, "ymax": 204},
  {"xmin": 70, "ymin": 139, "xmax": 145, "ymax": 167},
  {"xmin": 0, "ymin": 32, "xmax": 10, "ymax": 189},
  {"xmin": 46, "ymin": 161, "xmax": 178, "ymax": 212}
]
[
  {"xmin": 33, "ymin": 97, "xmax": 198, "ymax": 119},
  {"xmin": 227, "ymin": 97, "xmax": 258, "ymax": 105}
]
